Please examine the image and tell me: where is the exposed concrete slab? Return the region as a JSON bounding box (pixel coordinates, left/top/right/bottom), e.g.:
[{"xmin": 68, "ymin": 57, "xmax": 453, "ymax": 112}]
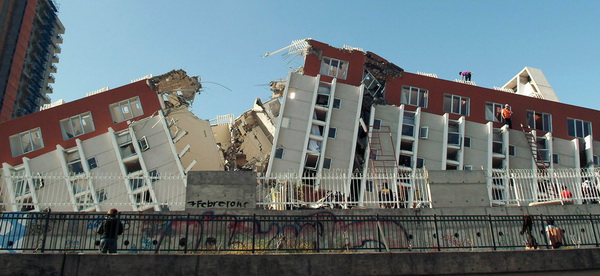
[{"xmin": 428, "ymin": 170, "xmax": 491, "ymax": 208}]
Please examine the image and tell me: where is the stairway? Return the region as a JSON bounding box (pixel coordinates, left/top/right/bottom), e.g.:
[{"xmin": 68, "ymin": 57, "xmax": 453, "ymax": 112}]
[{"xmin": 520, "ymin": 124, "xmax": 548, "ymax": 170}]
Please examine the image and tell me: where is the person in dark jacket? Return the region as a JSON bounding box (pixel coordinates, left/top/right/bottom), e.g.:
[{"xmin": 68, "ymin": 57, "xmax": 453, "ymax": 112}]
[{"xmin": 98, "ymin": 208, "xmax": 124, "ymax": 253}]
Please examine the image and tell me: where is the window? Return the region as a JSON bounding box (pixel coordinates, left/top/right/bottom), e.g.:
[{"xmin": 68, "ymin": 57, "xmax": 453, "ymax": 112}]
[
  {"xmin": 149, "ymin": 169, "xmax": 159, "ymax": 183},
  {"xmin": 567, "ymin": 118, "xmax": 592, "ymax": 139},
  {"xmin": 419, "ymin": 127, "xmax": 429, "ymax": 139},
  {"xmin": 323, "ymin": 158, "xmax": 332, "ymax": 169},
  {"xmin": 552, "ymin": 154, "xmax": 560, "ymax": 164},
  {"xmin": 416, "ymin": 158, "xmax": 424, "ymax": 169},
  {"xmin": 464, "ymin": 165, "xmax": 473, "ymax": 170},
  {"xmin": 66, "ymin": 150, "xmax": 84, "ymax": 175},
  {"xmin": 401, "ymin": 86, "xmax": 428, "ymax": 108},
  {"xmin": 96, "ymin": 188, "xmax": 108, "ymax": 202},
  {"xmin": 373, "ymin": 119, "xmax": 382, "ymax": 130},
  {"xmin": 333, "ymin": 98, "xmax": 341, "ymax": 109},
  {"xmin": 60, "ymin": 112, "xmax": 95, "ymax": 140},
  {"xmin": 526, "ymin": 111, "xmax": 552, "ymax": 132},
  {"xmin": 464, "ymin": 137, "xmax": 472, "ymax": 148},
  {"xmin": 509, "ymin": 145, "xmax": 516, "ymax": 156},
  {"xmin": 485, "ymin": 102, "xmax": 503, "ymax": 122},
  {"xmin": 87, "ymin": 157, "xmax": 98, "ymax": 170},
  {"xmin": 130, "ymin": 177, "xmax": 145, "ymax": 190},
  {"xmin": 444, "ymin": 94, "xmax": 470, "ymax": 116},
  {"xmin": 9, "ymin": 128, "xmax": 44, "ymax": 157},
  {"xmin": 593, "ymin": 155, "xmax": 600, "ymax": 166},
  {"xmin": 139, "ymin": 136, "xmax": 149, "ymax": 151},
  {"xmin": 319, "ymin": 57, "xmax": 348, "ymax": 79},
  {"xmin": 274, "ymin": 148, "xmax": 284, "ymax": 159},
  {"xmin": 328, "ymin": 127, "xmax": 337, "ymax": 138},
  {"xmin": 109, "ymin": 97, "xmax": 143, "ymax": 123}
]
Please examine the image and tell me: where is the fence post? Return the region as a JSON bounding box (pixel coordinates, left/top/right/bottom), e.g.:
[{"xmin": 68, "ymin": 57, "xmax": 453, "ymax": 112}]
[
  {"xmin": 184, "ymin": 213, "xmax": 190, "ymax": 254},
  {"xmin": 488, "ymin": 214, "xmax": 497, "ymax": 250},
  {"xmin": 377, "ymin": 214, "xmax": 381, "ymax": 252},
  {"xmin": 40, "ymin": 210, "xmax": 51, "ymax": 253},
  {"xmin": 539, "ymin": 214, "xmax": 549, "ymax": 249},
  {"xmin": 589, "ymin": 213, "xmax": 599, "ymax": 247},
  {"xmin": 316, "ymin": 214, "xmax": 320, "ymax": 253},
  {"xmin": 434, "ymin": 214, "xmax": 440, "ymax": 251},
  {"xmin": 252, "ymin": 214, "xmax": 256, "ymax": 254}
]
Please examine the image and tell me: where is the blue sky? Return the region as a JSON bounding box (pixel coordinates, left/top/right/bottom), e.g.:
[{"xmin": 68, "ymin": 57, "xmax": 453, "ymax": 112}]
[{"xmin": 53, "ymin": 0, "xmax": 600, "ymax": 120}]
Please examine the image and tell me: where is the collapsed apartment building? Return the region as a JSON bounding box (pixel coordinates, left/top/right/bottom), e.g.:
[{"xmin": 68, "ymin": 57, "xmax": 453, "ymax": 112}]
[
  {"xmin": 0, "ymin": 70, "xmax": 223, "ymax": 212},
  {"xmin": 221, "ymin": 39, "xmax": 599, "ymax": 208}
]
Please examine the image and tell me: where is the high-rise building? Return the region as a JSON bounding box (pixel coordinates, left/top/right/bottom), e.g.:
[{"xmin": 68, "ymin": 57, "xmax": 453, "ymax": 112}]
[{"xmin": 0, "ymin": 0, "xmax": 64, "ymax": 122}]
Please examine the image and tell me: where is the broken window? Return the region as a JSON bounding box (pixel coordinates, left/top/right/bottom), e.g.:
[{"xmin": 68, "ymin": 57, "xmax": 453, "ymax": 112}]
[
  {"xmin": 485, "ymin": 102, "xmax": 503, "ymax": 122},
  {"xmin": 65, "ymin": 149, "xmax": 84, "ymax": 175},
  {"xmin": 9, "ymin": 128, "xmax": 44, "ymax": 157},
  {"xmin": 401, "ymin": 86, "xmax": 428, "ymax": 108},
  {"xmin": 60, "ymin": 112, "xmax": 95, "ymax": 140},
  {"xmin": 443, "ymin": 94, "xmax": 469, "ymax": 116},
  {"xmin": 109, "ymin": 96, "xmax": 144, "ymax": 123},
  {"xmin": 567, "ymin": 118, "xmax": 591, "ymax": 139},
  {"xmin": 526, "ymin": 110, "xmax": 552, "ymax": 132},
  {"xmin": 319, "ymin": 57, "xmax": 348, "ymax": 79}
]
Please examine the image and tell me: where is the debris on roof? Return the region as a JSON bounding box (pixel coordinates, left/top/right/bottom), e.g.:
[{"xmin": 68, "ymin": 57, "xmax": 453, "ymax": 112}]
[{"xmin": 149, "ymin": 69, "xmax": 202, "ymax": 108}]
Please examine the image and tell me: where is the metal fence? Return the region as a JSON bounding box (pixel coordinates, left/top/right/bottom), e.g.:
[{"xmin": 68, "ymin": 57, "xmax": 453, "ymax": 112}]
[
  {"xmin": 256, "ymin": 169, "xmax": 431, "ymax": 210},
  {"xmin": 0, "ymin": 172, "xmax": 187, "ymax": 212},
  {"xmin": 489, "ymin": 168, "xmax": 600, "ymax": 206},
  {"xmin": 1, "ymin": 212, "xmax": 598, "ymax": 254},
  {"xmin": 2, "ymin": 168, "xmax": 599, "ymax": 212}
]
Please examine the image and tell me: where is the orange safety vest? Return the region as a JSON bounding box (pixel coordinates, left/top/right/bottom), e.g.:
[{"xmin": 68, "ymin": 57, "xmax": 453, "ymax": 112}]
[{"xmin": 502, "ymin": 108, "xmax": 511, "ymax": 119}]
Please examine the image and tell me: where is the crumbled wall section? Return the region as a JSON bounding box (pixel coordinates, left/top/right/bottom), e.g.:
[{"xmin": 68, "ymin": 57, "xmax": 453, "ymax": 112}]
[{"xmin": 220, "ymin": 99, "xmax": 279, "ymax": 172}]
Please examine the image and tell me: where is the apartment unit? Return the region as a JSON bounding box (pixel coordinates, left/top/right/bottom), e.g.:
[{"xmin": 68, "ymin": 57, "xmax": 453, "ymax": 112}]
[
  {"xmin": 0, "ymin": 0, "xmax": 64, "ymax": 121},
  {"xmin": 0, "ymin": 70, "xmax": 223, "ymax": 212},
  {"xmin": 265, "ymin": 39, "xmax": 600, "ymax": 205}
]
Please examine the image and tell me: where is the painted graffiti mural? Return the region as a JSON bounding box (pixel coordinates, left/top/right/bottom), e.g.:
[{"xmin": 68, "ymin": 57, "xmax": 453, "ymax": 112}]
[{"xmin": 0, "ymin": 212, "xmax": 598, "ymax": 253}]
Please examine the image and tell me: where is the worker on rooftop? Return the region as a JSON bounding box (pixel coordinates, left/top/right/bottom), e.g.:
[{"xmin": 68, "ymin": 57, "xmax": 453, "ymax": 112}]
[{"xmin": 459, "ymin": 71, "xmax": 473, "ymax": 82}]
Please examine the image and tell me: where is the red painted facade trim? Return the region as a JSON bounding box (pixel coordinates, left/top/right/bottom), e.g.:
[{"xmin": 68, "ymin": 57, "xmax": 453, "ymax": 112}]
[
  {"xmin": 303, "ymin": 40, "xmax": 600, "ymax": 142},
  {"xmin": 0, "ymin": 0, "xmax": 38, "ymax": 122},
  {"xmin": 0, "ymin": 81, "xmax": 162, "ymax": 166}
]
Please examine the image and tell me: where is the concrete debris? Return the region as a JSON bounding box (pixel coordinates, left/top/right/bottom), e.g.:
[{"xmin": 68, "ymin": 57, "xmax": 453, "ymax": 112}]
[
  {"xmin": 216, "ymin": 98, "xmax": 280, "ymax": 173},
  {"xmin": 148, "ymin": 69, "xmax": 202, "ymax": 108},
  {"xmin": 269, "ymin": 80, "xmax": 286, "ymax": 98}
]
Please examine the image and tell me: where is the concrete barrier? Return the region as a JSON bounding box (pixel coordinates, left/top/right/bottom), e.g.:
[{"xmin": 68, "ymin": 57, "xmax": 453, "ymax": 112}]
[{"xmin": 2, "ymin": 249, "xmax": 600, "ymax": 275}]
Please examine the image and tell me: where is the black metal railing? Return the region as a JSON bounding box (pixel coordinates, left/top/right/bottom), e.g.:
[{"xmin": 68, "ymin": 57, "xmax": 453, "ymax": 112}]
[{"xmin": 1, "ymin": 212, "xmax": 598, "ymax": 254}]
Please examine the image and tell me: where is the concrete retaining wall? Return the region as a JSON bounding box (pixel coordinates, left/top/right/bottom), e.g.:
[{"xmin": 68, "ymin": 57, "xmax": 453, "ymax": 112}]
[{"xmin": 3, "ymin": 249, "xmax": 600, "ymax": 275}]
